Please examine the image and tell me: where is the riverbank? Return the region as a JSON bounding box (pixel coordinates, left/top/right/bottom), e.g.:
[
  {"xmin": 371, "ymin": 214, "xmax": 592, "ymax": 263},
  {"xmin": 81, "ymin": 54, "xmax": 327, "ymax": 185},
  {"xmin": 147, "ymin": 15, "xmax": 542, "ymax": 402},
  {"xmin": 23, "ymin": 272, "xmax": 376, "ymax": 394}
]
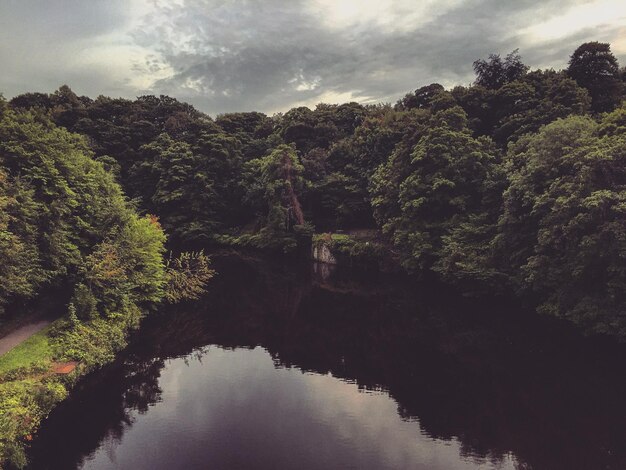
[
  {"xmin": 0, "ymin": 322, "xmax": 52, "ymax": 358},
  {"xmin": 0, "ymin": 249, "xmax": 214, "ymax": 469},
  {"xmin": 0, "ymin": 306, "xmax": 145, "ymax": 469}
]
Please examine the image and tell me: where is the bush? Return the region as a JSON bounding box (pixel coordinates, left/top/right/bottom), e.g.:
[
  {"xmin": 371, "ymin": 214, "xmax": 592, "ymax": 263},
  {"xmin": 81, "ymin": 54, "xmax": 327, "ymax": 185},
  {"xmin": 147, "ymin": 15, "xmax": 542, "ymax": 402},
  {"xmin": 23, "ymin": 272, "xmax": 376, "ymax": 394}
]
[
  {"xmin": 70, "ymin": 284, "xmax": 98, "ymax": 321},
  {"xmin": 165, "ymin": 251, "xmax": 215, "ymax": 303}
]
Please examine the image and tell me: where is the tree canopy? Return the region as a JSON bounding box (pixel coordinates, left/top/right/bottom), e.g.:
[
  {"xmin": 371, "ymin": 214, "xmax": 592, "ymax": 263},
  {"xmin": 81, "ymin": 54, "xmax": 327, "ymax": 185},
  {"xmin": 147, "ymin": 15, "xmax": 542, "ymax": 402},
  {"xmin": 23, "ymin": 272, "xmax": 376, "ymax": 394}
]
[
  {"xmin": 4, "ymin": 40, "xmax": 626, "ymax": 336},
  {"xmin": 473, "ymin": 49, "xmax": 529, "ymax": 90},
  {"xmin": 567, "ymin": 42, "xmax": 623, "ymax": 113}
]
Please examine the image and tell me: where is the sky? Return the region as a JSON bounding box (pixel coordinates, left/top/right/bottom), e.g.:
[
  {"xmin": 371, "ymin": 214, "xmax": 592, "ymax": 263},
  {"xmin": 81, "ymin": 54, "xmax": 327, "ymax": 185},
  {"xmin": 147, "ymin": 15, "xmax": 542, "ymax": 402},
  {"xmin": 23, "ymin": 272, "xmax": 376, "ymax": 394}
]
[{"xmin": 0, "ymin": 0, "xmax": 625, "ymax": 116}]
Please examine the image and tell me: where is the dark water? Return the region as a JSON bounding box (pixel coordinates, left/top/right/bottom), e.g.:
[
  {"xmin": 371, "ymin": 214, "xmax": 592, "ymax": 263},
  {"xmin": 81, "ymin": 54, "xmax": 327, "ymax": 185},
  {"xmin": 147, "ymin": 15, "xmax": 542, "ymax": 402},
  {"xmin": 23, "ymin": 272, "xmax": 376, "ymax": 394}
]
[{"xmin": 27, "ymin": 253, "xmax": 626, "ymax": 470}]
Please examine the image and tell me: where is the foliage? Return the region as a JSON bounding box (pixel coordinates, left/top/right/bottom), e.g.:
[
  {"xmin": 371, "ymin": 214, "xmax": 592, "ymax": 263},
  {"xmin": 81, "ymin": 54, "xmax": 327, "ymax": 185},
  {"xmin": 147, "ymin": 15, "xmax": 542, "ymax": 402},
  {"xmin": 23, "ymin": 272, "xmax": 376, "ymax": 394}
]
[
  {"xmin": 0, "ymin": 308, "xmax": 138, "ymax": 468},
  {"xmin": 240, "ymin": 144, "xmax": 309, "ymax": 251},
  {"xmin": 0, "ymin": 169, "xmax": 39, "ymax": 313},
  {"xmin": 313, "ymin": 233, "xmax": 388, "ymax": 267},
  {"xmin": 496, "ymin": 114, "xmax": 626, "ymax": 333},
  {"xmin": 397, "ymin": 83, "xmax": 446, "ymax": 111},
  {"xmin": 132, "ymin": 132, "xmax": 246, "ymax": 241},
  {"xmin": 371, "ymin": 107, "xmax": 499, "ymax": 271},
  {"xmin": 3, "ymin": 40, "xmax": 625, "ymax": 340},
  {"xmin": 473, "ymin": 49, "xmax": 529, "ymax": 90},
  {"xmin": 0, "ymin": 378, "xmax": 67, "ymax": 468},
  {"xmin": 567, "ymin": 42, "xmax": 623, "ymax": 113},
  {"xmin": 454, "ymin": 69, "xmax": 592, "ymax": 147},
  {"xmin": 0, "ymin": 99, "xmax": 213, "ymax": 468},
  {"xmin": 0, "ymin": 101, "xmax": 132, "ymax": 315},
  {"xmin": 165, "ymin": 251, "xmax": 215, "ymax": 303},
  {"xmin": 52, "ymin": 313, "xmax": 137, "ymax": 367}
]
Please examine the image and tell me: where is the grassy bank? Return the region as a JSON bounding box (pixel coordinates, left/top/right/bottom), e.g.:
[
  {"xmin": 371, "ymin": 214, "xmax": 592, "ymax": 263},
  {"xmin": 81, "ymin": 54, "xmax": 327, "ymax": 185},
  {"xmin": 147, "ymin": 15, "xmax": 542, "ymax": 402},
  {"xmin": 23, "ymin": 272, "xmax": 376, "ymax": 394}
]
[
  {"xmin": 0, "ymin": 328, "xmax": 53, "ymax": 376},
  {"xmin": 0, "ymin": 306, "xmax": 144, "ymax": 469},
  {"xmin": 0, "ymin": 250, "xmax": 214, "ymax": 469}
]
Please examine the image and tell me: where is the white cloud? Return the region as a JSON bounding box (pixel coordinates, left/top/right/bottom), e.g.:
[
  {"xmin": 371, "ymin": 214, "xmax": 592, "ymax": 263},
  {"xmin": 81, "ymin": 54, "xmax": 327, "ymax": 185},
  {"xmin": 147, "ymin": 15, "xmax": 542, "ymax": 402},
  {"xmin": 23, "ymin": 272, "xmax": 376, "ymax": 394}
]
[
  {"xmin": 309, "ymin": 0, "xmax": 466, "ymax": 33},
  {"xmin": 1, "ymin": 0, "xmax": 624, "ymax": 113},
  {"xmin": 520, "ymin": 0, "xmax": 626, "ymax": 42}
]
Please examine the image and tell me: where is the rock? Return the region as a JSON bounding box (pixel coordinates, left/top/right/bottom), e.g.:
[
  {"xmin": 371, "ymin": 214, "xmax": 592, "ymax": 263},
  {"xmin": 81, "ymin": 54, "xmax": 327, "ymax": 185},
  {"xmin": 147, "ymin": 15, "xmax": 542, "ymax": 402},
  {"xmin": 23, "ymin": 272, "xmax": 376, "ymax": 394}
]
[{"xmin": 312, "ymin": 243, "xmax": 337, "ymax": 264}]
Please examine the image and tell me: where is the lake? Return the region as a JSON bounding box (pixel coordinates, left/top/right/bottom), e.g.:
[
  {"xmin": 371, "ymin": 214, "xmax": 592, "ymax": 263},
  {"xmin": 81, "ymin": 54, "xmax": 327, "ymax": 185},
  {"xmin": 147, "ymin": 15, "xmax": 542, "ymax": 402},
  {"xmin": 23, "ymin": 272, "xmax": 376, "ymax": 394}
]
[{"xmin": 27, "ymin": 253, "xmax": 626, "ymax": 469}]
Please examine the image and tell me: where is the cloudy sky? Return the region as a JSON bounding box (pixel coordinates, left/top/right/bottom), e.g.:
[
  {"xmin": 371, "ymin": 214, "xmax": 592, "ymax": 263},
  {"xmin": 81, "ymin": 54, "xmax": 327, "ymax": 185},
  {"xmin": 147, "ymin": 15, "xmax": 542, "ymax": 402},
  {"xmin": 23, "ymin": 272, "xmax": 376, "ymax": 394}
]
[{"xmin": 1, "ymin": 0, "xmax": 625, "ymax": 116}]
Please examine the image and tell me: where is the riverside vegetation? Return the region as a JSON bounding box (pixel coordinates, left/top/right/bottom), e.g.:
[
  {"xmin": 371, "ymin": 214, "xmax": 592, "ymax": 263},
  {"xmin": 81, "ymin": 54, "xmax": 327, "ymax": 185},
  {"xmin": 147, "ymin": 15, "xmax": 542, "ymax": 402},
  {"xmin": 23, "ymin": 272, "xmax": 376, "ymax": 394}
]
[
  {"xmin": 0, "ymin": 41, "xmax": 625, "ymax": 467},
  {"xmin": 0, "ymin": 101, "xmax": 213, "ymax": 467}
]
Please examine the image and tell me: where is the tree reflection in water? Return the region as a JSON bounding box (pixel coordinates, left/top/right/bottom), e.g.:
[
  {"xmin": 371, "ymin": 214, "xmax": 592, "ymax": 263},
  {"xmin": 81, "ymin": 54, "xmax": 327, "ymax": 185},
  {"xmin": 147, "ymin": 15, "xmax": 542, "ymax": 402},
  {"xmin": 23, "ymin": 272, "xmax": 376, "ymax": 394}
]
[{"xmin": 28, "ymin": 253, "xmax": 626, "ymax": 470}]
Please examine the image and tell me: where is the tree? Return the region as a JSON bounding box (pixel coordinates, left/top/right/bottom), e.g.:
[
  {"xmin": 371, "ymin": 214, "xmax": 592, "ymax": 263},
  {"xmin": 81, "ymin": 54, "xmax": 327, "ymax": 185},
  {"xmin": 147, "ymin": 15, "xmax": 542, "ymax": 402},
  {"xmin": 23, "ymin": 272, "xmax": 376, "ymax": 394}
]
[
  {"xmin": 50, "ymin": 85, "xmax": 89, "ymax": 128},
  {"xmin": 371, "ymin": 107, "xmax": 499, "ymax": 271},
  {"xmin": 491, "ymin": 71, "xmax": 591, "ymax": 146},
  {"xmin": 242, "ymin": 145, "xmax": 309, "ymax": 251},
  {"xmin": 451, "ymin": 85, "xmax": 497, "ymax": 137},
  {"xmin": 567, "ymin": 42, "xmax": 623, "ymax": 113},
  {"xmin": 473, "ymin": 49, "xmax": 529, "ymax": 89},
  {"xmin": 9, "ymin": 92, "xmax": 52, "ymax": 110},
  {"xmin": 496, "ymin": 114, "xmax": 626, "ymax": 334},
  {"xmin": 0, "ymin": 98, "xmax": 170, "ymax": 319},
  {"xmin": 215, "ymin": 112, "xmax": 275, "ymax": 161},
  {"xmin": 0, "ymin": 170, "xmax": 41, "ymax": 312},
  {"xmin": 279, "ymin": 107, "xmax": 317, "ymax": 153},
  {"xmin": 131, "ymin": 132, "xmax": 245, "ymax": 242},
  {"xmin": 397, "ymin": 83, "xmax": 445, "ymax": 110}
]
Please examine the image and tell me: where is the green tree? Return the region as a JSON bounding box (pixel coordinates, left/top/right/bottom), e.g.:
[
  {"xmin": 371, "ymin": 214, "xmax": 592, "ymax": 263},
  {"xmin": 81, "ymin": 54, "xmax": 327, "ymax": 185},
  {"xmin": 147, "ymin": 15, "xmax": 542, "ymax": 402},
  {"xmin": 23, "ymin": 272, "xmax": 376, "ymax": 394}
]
[
  {"xmin": 164, "ymin": 251, "xmax": 214, "ymax": 303},
  {"xmin": 371, "ymin": 107, "xmax": 499, "ymax": 271},
  {"xmin": 473, "ymin": 49, "xmax": 529, "ymax": 90},
  {"xmin": 396, "ymin": 84, "xmax": 445, "ymax": 110},
  {"xmin": 242, "ymin": 145, "xmax": 309, "ymax": 251},
  {"xmin": 492, "ymin": 71, "xmax": 591, "ymax": 146},
  {"xmin": 496, "ymin": 114, "xmax": 626, "ymax": 333},
  {"xmin": 0, "ymin": 170, "xmax": 41, "ymax": 312},
  {"xmin": 567, "ymin": 42, "xmax": 623, "ymax": 113},
  {"xmin": 0, "ymin": 99, "xmax": 168, "ymax": 322}
]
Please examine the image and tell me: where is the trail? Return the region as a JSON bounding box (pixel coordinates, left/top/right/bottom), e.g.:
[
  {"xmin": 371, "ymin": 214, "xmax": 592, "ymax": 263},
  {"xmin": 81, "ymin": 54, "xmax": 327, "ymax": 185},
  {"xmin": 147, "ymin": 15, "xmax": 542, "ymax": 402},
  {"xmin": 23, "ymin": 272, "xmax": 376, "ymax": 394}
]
[{"xmin": 0, "ymin": 320, "xmax": 51, "ymax": 356}]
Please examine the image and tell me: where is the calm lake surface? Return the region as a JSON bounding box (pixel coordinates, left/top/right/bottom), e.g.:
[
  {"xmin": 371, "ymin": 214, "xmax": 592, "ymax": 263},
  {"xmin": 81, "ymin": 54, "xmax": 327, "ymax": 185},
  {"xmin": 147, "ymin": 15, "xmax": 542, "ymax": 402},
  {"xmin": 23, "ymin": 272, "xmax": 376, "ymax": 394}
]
[{"xmin": 27, "ymin": 253, "xmax": 626, "ymax": 469}]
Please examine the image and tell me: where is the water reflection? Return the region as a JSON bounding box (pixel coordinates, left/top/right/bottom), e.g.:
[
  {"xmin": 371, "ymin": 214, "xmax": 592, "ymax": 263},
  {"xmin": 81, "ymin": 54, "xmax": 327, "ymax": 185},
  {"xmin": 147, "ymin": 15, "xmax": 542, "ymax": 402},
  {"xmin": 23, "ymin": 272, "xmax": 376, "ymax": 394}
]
[{"xmin": 27, "ymin": 253, "xmax": 626, "ymax": 469}]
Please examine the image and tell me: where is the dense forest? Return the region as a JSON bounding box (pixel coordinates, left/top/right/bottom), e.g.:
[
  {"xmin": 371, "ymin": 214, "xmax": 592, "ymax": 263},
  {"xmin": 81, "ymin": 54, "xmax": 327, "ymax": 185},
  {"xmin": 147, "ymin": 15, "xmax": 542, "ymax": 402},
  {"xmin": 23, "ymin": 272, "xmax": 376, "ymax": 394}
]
[
  {"xmin": 3, "ymin": 42, "xmax": 625, "ymax": 332},
  {"xmin": 7, "ymin": 42, "xmax": 624, "ymax": 336}
]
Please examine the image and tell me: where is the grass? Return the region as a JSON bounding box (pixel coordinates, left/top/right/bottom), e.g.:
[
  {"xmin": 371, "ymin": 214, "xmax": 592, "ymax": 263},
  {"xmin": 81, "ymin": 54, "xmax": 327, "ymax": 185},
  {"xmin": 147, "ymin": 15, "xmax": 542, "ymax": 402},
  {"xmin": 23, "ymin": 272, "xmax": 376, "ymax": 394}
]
[
  {"xmin": 312, "ymin": 232, "xmax": 351, "ymax": 243},
  {"xmin": 0, "ymin": 327, "xmax": 54, "ymax": 376},
  {"xmin": 0, "ymin": 324, "xmax": 61, "ymax": 469},
  {"xmin": 328, "ymin": 233, "xmax": 351, "ymax": 242},
  {"xmin": 0, "ymin": 309, "xmax": 143, "ymax": 468}
]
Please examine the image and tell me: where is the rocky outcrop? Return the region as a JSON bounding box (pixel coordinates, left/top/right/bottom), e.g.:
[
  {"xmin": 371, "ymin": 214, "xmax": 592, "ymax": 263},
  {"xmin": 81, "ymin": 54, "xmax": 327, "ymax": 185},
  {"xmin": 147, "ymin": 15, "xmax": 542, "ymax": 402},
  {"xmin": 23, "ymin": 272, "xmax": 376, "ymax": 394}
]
[{"xmin": 312, "ymin": 242, "xmax": 337, "ymax": 265}]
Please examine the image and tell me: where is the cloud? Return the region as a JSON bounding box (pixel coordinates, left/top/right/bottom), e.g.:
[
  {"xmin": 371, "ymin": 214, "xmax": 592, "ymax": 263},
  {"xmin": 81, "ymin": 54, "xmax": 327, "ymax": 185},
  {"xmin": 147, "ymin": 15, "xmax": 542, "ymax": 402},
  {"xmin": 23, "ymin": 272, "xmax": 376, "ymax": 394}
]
[
  {"xmin": 0, "ymin": 0, "xmax": 624, "ymax": 115},
  {"xmin": 0, "ymin": 0, "xmax": 157, "ymax": 97},
  {"xmin": 519, "ymin": 0, "xmax": 626, "ymax": 43}
]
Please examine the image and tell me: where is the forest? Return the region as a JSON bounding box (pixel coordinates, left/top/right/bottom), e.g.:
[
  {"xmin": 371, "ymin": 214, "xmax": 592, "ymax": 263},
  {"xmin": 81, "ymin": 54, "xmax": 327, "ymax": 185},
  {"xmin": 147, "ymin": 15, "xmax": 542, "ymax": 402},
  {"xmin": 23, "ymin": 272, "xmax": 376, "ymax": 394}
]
[
  {"xmin": 0, "ymin": 40, "xmax": 625, "ymax": 467},
  {"xmin": 7, "ymin": 42, "xmax": 624, "ymax": 334}
]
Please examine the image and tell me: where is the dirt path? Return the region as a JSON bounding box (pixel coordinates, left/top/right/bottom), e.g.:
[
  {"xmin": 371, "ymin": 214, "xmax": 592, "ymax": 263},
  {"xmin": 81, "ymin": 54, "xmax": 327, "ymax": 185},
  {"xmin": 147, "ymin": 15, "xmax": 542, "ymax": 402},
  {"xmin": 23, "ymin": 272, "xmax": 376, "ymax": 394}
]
[{"xmin": 0, "ymin": 320, "xmax": 51, "ymax": 356}]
